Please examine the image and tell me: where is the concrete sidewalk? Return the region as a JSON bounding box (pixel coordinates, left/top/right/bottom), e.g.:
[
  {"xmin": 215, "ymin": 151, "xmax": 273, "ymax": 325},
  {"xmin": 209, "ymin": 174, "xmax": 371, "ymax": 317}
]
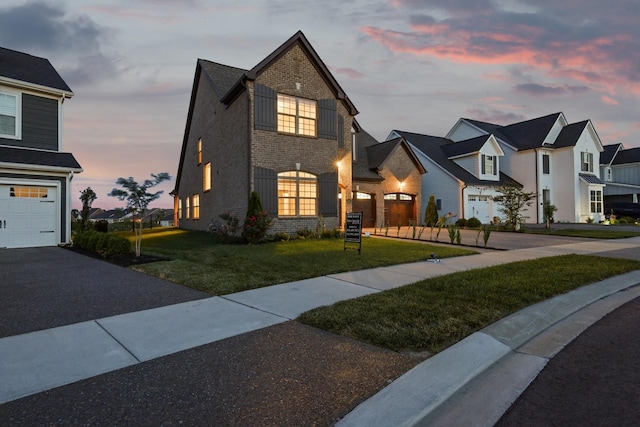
[{"xmin": 2, "ymin": 237, "xmax": 640, "ymax": 424}]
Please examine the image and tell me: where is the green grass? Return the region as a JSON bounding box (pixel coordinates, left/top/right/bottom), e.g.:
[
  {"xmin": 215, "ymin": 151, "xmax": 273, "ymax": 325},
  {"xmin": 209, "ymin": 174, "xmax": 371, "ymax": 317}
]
[
  {"xmin": 298, "ymin": 254, "xmax": 640, "ymax": 355},
  {"xmin": 524, "ymin": 228, "xmax": 640, "ymax": 239},
  {"xmin": 124, "ymin": 229, "xmax": 476, "ymax": 295}
]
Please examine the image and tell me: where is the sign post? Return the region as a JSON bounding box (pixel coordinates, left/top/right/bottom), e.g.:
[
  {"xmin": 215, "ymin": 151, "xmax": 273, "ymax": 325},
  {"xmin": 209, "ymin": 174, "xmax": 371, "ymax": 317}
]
[{"xmin": 344, "ymin": 212, "xmax": 363, "ymax": 254}]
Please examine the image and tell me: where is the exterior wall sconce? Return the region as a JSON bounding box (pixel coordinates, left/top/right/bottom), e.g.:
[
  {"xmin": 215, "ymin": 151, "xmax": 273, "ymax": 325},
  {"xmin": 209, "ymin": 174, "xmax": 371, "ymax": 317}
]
[
  {"xmin": 295, "ymin": 163, "xmax": 301, "ymax": 171},
  {"xmin": 399, "ymin": 181, "xmax": 405, "ymax": 191}
]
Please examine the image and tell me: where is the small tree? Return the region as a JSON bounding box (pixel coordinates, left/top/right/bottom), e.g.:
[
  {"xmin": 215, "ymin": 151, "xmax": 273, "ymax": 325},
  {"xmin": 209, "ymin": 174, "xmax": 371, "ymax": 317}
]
[
  {"xmin": 108, "ymin": 172, "xmax": 171, "ymax": 256},
  {"xmin": 543, "ymin": 202, "xmax": 558, "ymax": 229},
  {"xmin": 424, "ymin": 195, "xmax": 439, "ymax": 226},
  {"xmin": 79, "ymin": 187, "xmax": 97, "ymax": 232},
  {"xmin": 494, "ymin": 184, "xmax": 536, "ymax": 230},
  {"xmin": 242, "ymin": 191, "xmax": 272, "ymax": 244}
]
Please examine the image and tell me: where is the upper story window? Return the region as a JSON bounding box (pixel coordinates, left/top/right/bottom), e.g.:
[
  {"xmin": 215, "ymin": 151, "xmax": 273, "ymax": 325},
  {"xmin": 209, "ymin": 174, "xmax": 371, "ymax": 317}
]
[
  {"xmin": 278, "ymin": 171, "xmax": 317, "ymax": 216},
  {"xmin": 481, "ymin": 155, "xmax": 496, "ymax": 176},
  {"xmin": 178, "ymin": 199, "xmax": 183, "ymax": 219},
  {"xmin": 203, "ymin": 162, "xmax": 211, "ymax": 192},
  {"xmin": 605, "ymin": 167, "xmax": 612, "ymax": 182},
  {"xmin": 352, "ymin": 127, "xmax": 357, "ymax": 162},
  {"xmin": 185, "ymin": 197, "xmax": 190, "ymax": 219},
  {"xmin": 277, "ymin": 94, "xmax": 316, "ymax": 137},
  {"xmin": 197, "ymin": 138, "xmax": 202, "ymax": 165},
  {"xmin": 542, "ymin": 154, "xmax": 550, "ymax": 174},
  {"xmin": 581, "ymin": 152, "xmax": 593, "ymax": 173},
  {"xmin": 0, "ymin": 91, "xmax": 21, "ymax": 139}
]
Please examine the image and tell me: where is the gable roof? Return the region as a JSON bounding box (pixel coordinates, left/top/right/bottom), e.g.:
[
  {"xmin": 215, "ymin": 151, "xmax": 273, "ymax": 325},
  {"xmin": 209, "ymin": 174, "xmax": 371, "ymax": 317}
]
[
  {"xmin": 601, "ymin": 143, "xmax": 623, "ymax": 165},
  {"xmin": 198, "ymin": 60, "xmax": 246, "ymax": 100},
  {"xmin": 0, "ymin": 146, "xmax": 82, "ymax": 172},
  {"xmin": 441, "ymin": 134, "xmax": 498, "ymax": 158},
  {"xmin": 0, "ymin": 46, "xmax": 72, "ymax": 96},
  {"xmin": 352, "ymin": 130, "xmax": 426, "ymax": 181},
  {"xmin": 352, "ymin": 129, "xmax": 384, "ymax": 181},
  {"xmin": 394, "ymin": 130, "xmax": 519, "ymax": 187},
  {"xmin": 612, "ymin": 146, "xmax": 640, "ymax": 165},
  {"xmin": 219, "ymin": 31, "xmax": 358, "ymax": 115}
]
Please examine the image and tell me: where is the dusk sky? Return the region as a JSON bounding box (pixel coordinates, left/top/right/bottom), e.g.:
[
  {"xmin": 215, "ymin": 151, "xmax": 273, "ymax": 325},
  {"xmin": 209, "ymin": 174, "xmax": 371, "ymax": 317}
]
[{"xmin": 2, "ymin": 0, "xmax": 639, "ymax": 210}]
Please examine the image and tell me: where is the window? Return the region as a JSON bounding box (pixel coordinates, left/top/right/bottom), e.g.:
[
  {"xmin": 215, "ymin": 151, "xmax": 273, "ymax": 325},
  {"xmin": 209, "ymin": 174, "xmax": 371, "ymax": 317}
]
[
  {"xmin": 590, "ymin": 190, "xmax": 602, "ymax": 213},
  {"xmin": 0, "ymin": 91, "xmax": 20, "ymax": 138},
  {"xmin": 277, "ymin": 94, "xmax": 316, "ymax": 136},
  {"xmin": 10, "ymin": 186, "xmax": 48, "ymax": 198},
  {"xmin": 605, "ymin": 167, "xmax": 612, "ymax": 182},
  {"xmin": 542, "ymin": 154, "xmax": 550, "ymax": 174},
  {"xmin": 192, "ymin": 194, "xmax": 200, "ymax": 219},
  {"xmin": 481, "ymin": 155, "xmax": 496, "ymax": 175},
  {"xmin": 581, "ymin": 152, "xmax": 593, "ymax": 172},
  {"xmin": 278, "ymin": 171, "xmax": 317, "ymax": 216},
  {"xmin": 203, "ymin": 162, "xmax": 211, "ymax": 191},
  {"xmin": 178, "ymin": 199, "xmax": 182, "ymax": 219},
  {"xmin": 197, "ymin": 138, "xmax": 202, "ymax": 165},
  {"xmin": 185, "ymin": 197, "xmax": 190, "ymax": 219}
]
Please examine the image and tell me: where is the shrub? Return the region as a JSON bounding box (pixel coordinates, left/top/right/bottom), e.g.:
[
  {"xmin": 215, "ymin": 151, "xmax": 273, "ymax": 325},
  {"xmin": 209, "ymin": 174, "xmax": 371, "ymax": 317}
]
[
  {"xmin": 455, "ymin": 218, "xmax": 467, "ymax": 227},
  {"xmin": 424, "ymin": 195, "xmax": 439, "ymax": 226},
  {"xmin": 273, "ymin": 232, "xmax": 291, "ymax": 241},
  {"xmin": 466, "ymin": 217, "xmax": 482, "ymax": 228},
  {"xmin": 72, "ymin": 230, "xmax": 132, "ymax": 258},
  {"xmin": 295, "ymin": 228, "xmax": 314, "ymax": 239},
  {"xmin": 242, "ymin": 192, "xmax": 272, "ymax": 244},
  {"xmin": 321, "ymin": 228, "xmax": 342, "ymax": 239}
]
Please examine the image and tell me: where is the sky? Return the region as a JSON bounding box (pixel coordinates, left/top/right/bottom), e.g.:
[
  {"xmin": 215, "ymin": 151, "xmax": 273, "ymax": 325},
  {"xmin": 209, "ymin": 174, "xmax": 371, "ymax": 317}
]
[{"xmin": 1, "ymin": 0, "xmax": 639, "ymax": 210}]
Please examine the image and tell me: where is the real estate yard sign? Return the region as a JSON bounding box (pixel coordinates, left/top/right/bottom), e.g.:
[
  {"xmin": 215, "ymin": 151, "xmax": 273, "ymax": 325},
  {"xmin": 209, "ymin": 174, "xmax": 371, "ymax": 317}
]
[{"xmin": 344, "ymin": 212, "xmax": 362, "ymax": 254}]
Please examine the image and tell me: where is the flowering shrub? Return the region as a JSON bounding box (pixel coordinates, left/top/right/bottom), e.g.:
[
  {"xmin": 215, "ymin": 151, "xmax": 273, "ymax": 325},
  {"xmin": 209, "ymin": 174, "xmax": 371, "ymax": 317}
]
[{"xmin": 242, "ymin": 211, "xmax": 273, "ymax": 244}]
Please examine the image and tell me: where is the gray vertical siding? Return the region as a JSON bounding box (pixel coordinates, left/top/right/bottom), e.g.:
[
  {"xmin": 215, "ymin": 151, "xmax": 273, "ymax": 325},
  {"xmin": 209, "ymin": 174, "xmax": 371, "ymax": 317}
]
[{"xmin": 21, "ymin": 94, "xmax": 59, "ymax": 150}]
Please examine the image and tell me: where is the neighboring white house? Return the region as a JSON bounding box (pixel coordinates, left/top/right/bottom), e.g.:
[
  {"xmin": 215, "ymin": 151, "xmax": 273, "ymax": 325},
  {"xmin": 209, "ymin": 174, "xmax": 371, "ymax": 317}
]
[
  {"xmin": 388, "ymin": 130, "xmax": 519, "ymax": 224},
  {"xmin": 446, "ymin": 112, "xmax": 605, "ymax": 223},
  {"xmin": 600, "ymin": 143, "xmax": 640, "ymax": 204}
]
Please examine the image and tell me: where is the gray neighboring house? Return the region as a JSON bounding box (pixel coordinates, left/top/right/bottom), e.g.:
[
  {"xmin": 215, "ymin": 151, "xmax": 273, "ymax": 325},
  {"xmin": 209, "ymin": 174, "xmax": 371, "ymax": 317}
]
[
  {"xmin": 600, "ymin": 143, "xmax": 640, "ymax": 204},
  {"xmin": 0, "ymin": 47, "xmax": 82, "ymax": 248}
]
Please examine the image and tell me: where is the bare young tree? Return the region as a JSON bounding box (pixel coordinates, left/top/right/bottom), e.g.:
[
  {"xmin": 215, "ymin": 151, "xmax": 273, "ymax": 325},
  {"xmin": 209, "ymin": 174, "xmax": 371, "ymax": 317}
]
[{"xmin": 109, "ymin": 173, "xmax": 171, "ymax": 256}]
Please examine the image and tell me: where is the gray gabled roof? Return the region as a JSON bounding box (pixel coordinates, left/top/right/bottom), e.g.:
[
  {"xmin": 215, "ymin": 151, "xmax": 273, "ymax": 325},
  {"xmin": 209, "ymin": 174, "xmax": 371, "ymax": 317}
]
[
  {"xmin": 579, "ymin": 173, "xmax": 605, "ymax": 185},
  {"xmin": 601, "ymin": 143, "xmax": 623, "ymax": 165},
  {"xmin": 0, "ymin": 46, "xmax": 72, "ymax": 94},
  {"xmin": 464, "ymin": 113, "xmax": 563, "ymax": 150},
  {"xmin": 0, "ymin": 146, "xmax": 82, "ymax": 171},
  {"xmin": 554, "ymin": 120, "xmax": 590, "ymax": 148},
  {"xmin": 352, "ymin": 129, "xmax": 384, "ymax": 181},
  {"xmin": 394, "ymin": 130, "xmax": 520, "ymax": 187},
  {"xmin": 198, "ymin": 60, "xmax": 247, "ymax": 100},
  {"xmin": 441, "ymin": 134, "xmax": 490, "ymax": 158},
  {"xmin": 611, "ymin": 146, "xmax": 640, "ymax": 165}
]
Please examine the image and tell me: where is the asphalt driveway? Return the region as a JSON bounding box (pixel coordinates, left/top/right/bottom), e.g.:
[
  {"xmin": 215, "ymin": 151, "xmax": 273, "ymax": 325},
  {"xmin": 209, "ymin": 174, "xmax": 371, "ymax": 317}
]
[{"xmin": 0, "ymin": 247, "xmax": 209, "ymax": 338}]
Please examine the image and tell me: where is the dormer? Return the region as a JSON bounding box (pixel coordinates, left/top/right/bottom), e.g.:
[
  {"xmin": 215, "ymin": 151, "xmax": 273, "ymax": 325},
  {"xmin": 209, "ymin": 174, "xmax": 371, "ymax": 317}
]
[{"xmin": 442, "ymin": 135, "xmax": 504, "ymax": 181}]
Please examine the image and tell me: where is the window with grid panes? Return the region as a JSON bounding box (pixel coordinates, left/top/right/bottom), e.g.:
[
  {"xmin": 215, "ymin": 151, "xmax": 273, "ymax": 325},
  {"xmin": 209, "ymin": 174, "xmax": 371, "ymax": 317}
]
[{"xmin": 277, "ymin": 94, "xmax": 316, "ymax": 136}]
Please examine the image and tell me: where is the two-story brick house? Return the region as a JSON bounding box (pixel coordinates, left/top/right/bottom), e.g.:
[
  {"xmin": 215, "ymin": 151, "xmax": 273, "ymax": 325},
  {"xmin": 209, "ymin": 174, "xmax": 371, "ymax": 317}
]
[
  {"xmin": 179, "ymin": 30, "xmax": 431, "ymax": 235},
  {"xmin": 0, "ymin": 47, "xmax": 82, "ymax": 248}
]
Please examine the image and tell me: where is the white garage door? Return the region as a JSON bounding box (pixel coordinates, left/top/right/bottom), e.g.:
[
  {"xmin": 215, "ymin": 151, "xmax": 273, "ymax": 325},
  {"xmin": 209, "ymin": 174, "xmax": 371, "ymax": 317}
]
[
  {"xmin": 0, "ymin": 185, "xmax": 58, "ymax": 248},
  {"xmin": 468, "ymin": 195, "xmax": 491, "ymax": 223}
]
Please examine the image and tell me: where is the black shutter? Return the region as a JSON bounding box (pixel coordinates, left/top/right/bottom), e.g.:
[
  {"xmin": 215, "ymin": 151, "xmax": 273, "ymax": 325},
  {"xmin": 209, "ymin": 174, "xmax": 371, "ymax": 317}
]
[
  {"xmin": 337, "ymin": 116, "xmax": 344, "ymax": 148},
  {"xmin": 493, "ymin": 156, "xmax": 497, "ymax": 175},
  {"xmin": 481, "ymin": 155, "xmax": 486, "ymax": 174},
  {"xmin": 254, "ymin": 167, "xmax": 277, "ymax": 215},
  {"xmin": 318, "ymin": 172, "xmax": 338, "ymax": 217},
  {"xmin": 318, "ymin": 99, "xmax": 337, "ymax": 139},
  {"xmin": 254, "ymin": 84, "xmax": 277, "ymax": 131}
]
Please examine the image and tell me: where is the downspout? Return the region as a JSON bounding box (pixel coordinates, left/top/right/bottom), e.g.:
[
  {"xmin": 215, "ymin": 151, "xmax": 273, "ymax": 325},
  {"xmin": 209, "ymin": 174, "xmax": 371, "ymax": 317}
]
[
  {"xmin": 461, "ymin": 183, "xmax": 467, "ymax": 219},
  {"xmin": 534, "ymin": 148, "xmax": 540, "ymax": 223}
]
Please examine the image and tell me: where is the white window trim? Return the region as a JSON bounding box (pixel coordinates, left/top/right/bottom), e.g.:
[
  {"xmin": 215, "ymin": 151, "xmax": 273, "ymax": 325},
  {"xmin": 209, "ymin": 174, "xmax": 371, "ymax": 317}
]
[{"xmin": 0, "ymin": 88, "xmax": 22, "ymax": 140}]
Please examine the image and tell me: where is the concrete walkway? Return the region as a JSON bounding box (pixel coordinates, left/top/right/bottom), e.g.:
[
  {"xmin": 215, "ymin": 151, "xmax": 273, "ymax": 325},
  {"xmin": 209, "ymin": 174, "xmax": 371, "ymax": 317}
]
[{"xmin": 2, "ymin": 236, "xmax": 640, "ymax": 425}]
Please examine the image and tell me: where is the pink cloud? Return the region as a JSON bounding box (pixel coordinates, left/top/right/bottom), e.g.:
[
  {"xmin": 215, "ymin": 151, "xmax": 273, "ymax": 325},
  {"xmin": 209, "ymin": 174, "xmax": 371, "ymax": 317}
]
[
  {"xmin": 334, "ymin": 67, "xmax": 365, "ymax": 79},
  {"xmin": 602, "ymin": 95, "xmax": 619, "ymax": 105}
]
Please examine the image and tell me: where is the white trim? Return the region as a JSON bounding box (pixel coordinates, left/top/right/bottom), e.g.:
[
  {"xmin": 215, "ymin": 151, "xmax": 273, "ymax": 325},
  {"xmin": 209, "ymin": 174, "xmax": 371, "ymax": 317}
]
[
  {"xmin": 0, "ymin": 87, "xmax": 22, "ymax": 140},
  {"xmin": 0, "ymin": 76, "xmax": 73, "ymax": 99}
]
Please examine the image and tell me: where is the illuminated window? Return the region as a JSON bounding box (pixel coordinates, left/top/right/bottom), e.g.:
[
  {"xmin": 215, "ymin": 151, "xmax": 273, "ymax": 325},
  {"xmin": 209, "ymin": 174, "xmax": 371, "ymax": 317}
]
[
  {"xmin": 0, "ymin": 91, "xmax": 20, "ymax": 139},
  {"xmin": 278, "ymin": 171, "xmax": 317, "ymax": 216},
  {"xmin": 277, "ymin": 94, "xmax": 316, "ymax": 136},
  {"xmin": 542, "ymin": 154, "xmax": 550, "ymax": 174},
  {"xmin": 185, "ymin": 197, "xmax": 190, "ymax": 219},
  {"xmin": 178, "ymin": 199, "xmax": 182, "ymax": 219},
  {"xmin": 193, "ymin": 194, "xmax": 200, "ymax": 219},
  {"xmin": 10, "ymin": 186, "xmax": 48, "ymax": 198},
  {"xmin": 352, "ymin": 127, "xmax": 357, "ymax": 161},
  {"xmin": 203, "ymin": 162, "xmax": 211, "ymax": 191},
  {"xmin": 197, "ymin": 138, "xmax": 202, "ymax": 165}
]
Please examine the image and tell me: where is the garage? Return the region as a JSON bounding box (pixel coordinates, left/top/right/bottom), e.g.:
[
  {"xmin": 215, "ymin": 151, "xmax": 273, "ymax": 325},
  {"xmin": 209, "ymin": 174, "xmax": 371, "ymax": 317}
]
[
  {"xmin": 384, "ymin": 193, "xmax": 415, "ymax": 226},
  {"xmin": 352, "ymin": 191, "xmax": 376, "ymax": 228},
  {"xmin": 467, "ymin": 195, "xmax": 491, "ymax": 223},
  {"xmin": 0, "ymin": 184, "xmax": 58, "ymax": 248}
]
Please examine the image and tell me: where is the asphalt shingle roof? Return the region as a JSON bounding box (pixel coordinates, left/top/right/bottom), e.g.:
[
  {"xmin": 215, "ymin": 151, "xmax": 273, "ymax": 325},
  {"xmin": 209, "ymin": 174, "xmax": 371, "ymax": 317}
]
[
  {"xmin": 0, "ymin": 47, "xmax": 72, "ymax": 93},
  {"xmin": 352, "ymin": 129, "xmax": 384, "ymax": 181},
  {"xmin": 612, "ymin": 147, "xmax": 640, "ymax": 165},
  {"xmin": 199, "ymin": 60, "xmax": 247, "ymax": 100},
  {"xmin": 0, "ymin": 146, "xmax": 82, "ymax": 170},
  {"xmin": 395, "ymin": 130, "xmax": 519, "ymax": 187},
  {"xmin": 601, "ymin": 144, "xmax": 622, "ymax": 165},
  {"xmin": 464, "ymin": 113, "xmax": 563, "ymax": 150},
  {"xmin": 554, "ymin": 121, "xmax": 589, "ymax": 148}
]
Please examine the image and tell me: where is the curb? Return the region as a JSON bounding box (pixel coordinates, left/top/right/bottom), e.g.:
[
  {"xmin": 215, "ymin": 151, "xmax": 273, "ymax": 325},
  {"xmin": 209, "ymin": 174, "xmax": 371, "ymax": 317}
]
[{"xmin": 336, "ymin": 270, "xmax": 640, "ymax": 427}]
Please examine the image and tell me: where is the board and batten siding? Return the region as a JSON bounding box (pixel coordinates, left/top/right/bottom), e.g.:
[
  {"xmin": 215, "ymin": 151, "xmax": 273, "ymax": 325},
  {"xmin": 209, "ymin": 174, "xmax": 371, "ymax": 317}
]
[{"xmin": 21, "ymin": 94, "xmax": 59, "ymax": 151}]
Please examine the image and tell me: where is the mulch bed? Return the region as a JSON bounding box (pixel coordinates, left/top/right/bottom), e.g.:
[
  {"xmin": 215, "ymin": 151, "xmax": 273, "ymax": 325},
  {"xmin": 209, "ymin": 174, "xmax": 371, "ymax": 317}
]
[{"xmin": 63, "ymin": 246, "xmax": 171, "ymax": 267}]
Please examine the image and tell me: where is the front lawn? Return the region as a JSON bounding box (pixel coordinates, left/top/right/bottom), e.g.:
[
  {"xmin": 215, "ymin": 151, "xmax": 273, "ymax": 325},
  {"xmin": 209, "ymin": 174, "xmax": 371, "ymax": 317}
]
[
  {"xmin": 126, "ymin": 229, "xmax": 476, "ymax": 295},
  {"xmin": 524, "ymin": 228, "xmax": 640, "ymax": 239},
  {"xmin": 299, "ymin": 254, "xmax": 640, "ymax": 356}
]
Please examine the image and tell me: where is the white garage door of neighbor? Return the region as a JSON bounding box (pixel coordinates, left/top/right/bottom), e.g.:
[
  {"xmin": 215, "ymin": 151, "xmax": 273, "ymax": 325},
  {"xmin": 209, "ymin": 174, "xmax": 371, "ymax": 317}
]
[
  {"xmin": 468, "ymin": 195, "xmax": 491, "ymax": 223},
  {"xmin": 0, "ymin": 185, "xmax": 58, "ymax": 248}
]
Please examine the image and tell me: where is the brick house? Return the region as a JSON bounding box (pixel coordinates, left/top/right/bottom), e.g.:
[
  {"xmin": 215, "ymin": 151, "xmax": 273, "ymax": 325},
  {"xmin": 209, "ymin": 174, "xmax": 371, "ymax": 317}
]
[
  {"xmin": 0, "ymin": 47, "xmax": 82, "ymax": 248},
  {"xmin": 174, "ymin": 31, "xmax": 424, "ymax": 234}
]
